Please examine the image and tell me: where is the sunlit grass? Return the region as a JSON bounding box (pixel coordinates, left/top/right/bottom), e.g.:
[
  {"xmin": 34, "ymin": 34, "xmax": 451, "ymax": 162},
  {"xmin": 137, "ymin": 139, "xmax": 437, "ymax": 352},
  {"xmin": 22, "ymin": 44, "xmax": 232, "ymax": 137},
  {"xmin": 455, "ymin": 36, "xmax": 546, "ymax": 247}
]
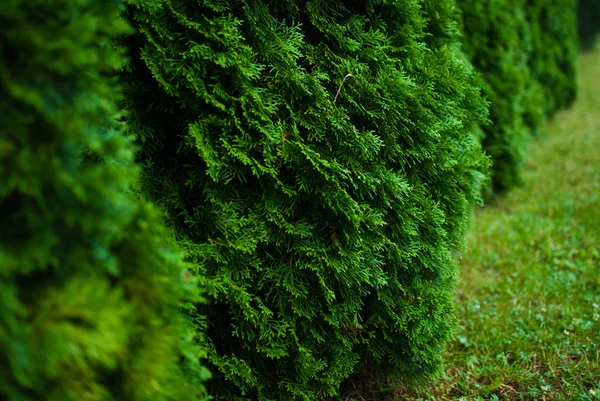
[{"xmin": 394, "ymin": 48, "xmax": 600, "ymax": 400}]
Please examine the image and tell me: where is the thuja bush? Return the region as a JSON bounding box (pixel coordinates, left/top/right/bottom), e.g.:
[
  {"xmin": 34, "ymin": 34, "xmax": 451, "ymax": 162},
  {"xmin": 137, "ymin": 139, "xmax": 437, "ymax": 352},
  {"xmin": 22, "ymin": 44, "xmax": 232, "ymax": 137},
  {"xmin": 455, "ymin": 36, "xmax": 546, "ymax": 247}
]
[
  {"xmin": 0, "ymin": 1, "xmax": 208, "ymax": 400},
  {"xmin": 457, "ymin": 0, "xmax": 545, "ymax": 192},
  {"xmin": 578, "ymin": 0, "xmax": 600, "ymax": 49},
  {"xmin": 458, "ymin": 0, "xmax": 579, "ymax": 192},
  {"xmin": 124, "ymin": 1, "xmax": 489, "ymax": 399},
  {"xmin": 526, "ymin": 0, "xmax": 578, "ymax": 115}
]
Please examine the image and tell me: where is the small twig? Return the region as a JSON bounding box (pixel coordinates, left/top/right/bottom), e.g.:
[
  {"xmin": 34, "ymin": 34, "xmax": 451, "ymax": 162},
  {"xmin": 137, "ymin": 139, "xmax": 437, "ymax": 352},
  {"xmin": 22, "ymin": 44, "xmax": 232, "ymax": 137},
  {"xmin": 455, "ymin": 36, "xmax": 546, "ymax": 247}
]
[
  {"xmin": 334, "ymin": 73, "xmax": 354, "ymax": 103},
  {"xmin": 332, "ymin": 225, "xmax": 343, "ymax": 249},
  {"xmin": 281, "ymin": 132, "xmax": 292, "ymax": 152},
  {"xmin": 279, "ymin": 132, "xmax": 293, "ymax": 166}
]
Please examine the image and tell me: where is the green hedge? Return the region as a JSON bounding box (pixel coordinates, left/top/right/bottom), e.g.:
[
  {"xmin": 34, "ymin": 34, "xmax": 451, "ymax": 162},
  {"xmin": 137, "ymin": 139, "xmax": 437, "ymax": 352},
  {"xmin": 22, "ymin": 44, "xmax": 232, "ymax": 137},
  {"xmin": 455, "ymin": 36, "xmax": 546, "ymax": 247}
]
[
  {"xmin": 457, "ymin": 0, "xmax": 541, "ymax": 192},
  {"xmin": 0, "ymin": 1, "xmax": 208, "ymax": 400},
  {"xmin": 123, "ymin": 1, "xmax": 489, "ymax": 399},
  {"xmin": 578, "ymin": 0, "xmax": 600, "ymax": 48},
  {"xmin": 457, "ymin": 0, "xmax": 577, "ymax": 193},
  {"xmin": 526, "ymin": 0, "xmax": 578, "ymax": 116}
]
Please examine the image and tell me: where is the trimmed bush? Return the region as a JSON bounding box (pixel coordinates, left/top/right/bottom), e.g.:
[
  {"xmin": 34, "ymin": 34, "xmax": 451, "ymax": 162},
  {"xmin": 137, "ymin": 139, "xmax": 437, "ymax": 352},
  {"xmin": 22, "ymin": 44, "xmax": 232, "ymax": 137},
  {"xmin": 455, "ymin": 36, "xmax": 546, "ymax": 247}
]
[
  {"xmin": 125, "ymin": 0, "xmax": 487, "ymax": 400},
  {"xmin": 457, "ymin": 0, "xmax": 578, "ymax": 192},
  {"xmin": 457, "ymin": 0, "xmax": 538, "ymax": 192},
  {"xmin": 0, "ymin": 1, "xmax": 208, "ymax": 400},
  {"xmin": 578, "ymin": 0, "xmax": 600, "ymax": 49},
  {"xmin": 526, "ymin": 0, "xmax": 578, "ymax": 115},
  {"xmin": 124, "ymin": 1, "xmax": 489, "ymax": 399}
]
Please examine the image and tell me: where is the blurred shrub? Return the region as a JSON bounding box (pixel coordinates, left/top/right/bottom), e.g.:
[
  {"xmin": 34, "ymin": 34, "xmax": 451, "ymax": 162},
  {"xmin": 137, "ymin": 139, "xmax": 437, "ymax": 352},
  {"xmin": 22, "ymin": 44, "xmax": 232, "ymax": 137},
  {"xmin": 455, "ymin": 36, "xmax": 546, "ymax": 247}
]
[
  {"xmin": 457, "ymin": 0, "xmax": 577, "ymax": 193},
  {"xmin": 578, "ymin": 0, "xmax": 600, "ymax": 49},
  {"xmin": 0, "ymin": 1, "xmax": 209, "ymax": 400},
  {"xmin": 525, "ymin": 0, "xmax": 578, "ymax": 115},
  {"xmin": 457, "ymin": 0, "xmax": 542, "ymax": 192}
]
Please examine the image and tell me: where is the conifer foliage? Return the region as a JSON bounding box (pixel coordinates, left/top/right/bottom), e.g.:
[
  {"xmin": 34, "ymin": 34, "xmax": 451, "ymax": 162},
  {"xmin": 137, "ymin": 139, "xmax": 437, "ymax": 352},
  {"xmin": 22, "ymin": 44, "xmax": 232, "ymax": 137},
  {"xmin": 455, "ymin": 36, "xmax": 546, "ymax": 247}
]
[
  {"xmin": 457, "ymin": 0, "xmax": 578, "ymax": 192},
  {"xmin": 578, "ymin": 0, "xmax": 600, "ymax": 48},
  {"xmin": 457, "ymin": 0, "xmax": 542, "ymax": 192},
  {"xmin": 525, "ymin": 0, "xmax": 578, "ymax": 116},
  {"xmin": 124, "ymin": 1, "xmax": 489, "ymax": 399},
  {"xmin": 0, "ymin": 1, "xmax": 208, "ymax": 400}
]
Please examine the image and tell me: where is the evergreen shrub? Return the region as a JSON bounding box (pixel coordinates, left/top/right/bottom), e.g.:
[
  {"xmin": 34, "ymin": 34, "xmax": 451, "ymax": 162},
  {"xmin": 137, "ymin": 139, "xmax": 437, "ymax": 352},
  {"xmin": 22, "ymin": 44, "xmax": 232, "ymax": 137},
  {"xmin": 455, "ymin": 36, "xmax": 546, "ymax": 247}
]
[
  {"xmin": 457, "ymin": 0, "xmax": 578, "ymax": 192},
  {"xmin": 457, "ymin": 0, "xmax": 540, "ymax": 192},
  {"xmin": 0, "ymin": 1, "xmax": 208, "ymax": 400},
  {"xmin": 526, "ymin": 0, "xmax": 578, "ymax": 115},
  {"xmin": 123, "ymin": 1, "xmax": 489, "ymax": 399},
  {"xmin": 578, "ymin": 0, "xmax": 600, "ymax": 49}
]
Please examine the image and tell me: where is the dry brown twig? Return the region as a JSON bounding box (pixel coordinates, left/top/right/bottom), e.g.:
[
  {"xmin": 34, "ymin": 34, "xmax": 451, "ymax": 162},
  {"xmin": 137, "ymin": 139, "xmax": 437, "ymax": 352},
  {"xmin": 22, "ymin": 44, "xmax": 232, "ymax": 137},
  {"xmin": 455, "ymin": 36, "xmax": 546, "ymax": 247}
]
[{"xmin": 334, "ymin": 73, "xmax": 354, "ymax": 103}]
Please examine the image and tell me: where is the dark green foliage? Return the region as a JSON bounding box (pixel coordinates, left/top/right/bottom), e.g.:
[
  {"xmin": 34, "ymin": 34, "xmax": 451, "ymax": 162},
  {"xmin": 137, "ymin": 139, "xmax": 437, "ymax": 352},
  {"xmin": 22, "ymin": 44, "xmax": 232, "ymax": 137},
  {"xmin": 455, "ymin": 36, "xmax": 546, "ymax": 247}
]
[
  {"xmin": 0, "ymin": 1, "xmax": 208, "ymax": 400},
  {"xmin": 526, "ymin": 0, "xmax": 578, "ymax": 115},
  {"xmin": 578, "ymin": 0, "xmax": 600, "ymax": 49},
  {"xmin": 457, "ymin": 0, "xmax": 578, "ymax": 192},
  {"xmin": 457, "ymin": 0, "xmax": 540, "ymax": 192},
  {"xmin": 123, "ymin": 1, "xmax": 489, "ymax": 399}
]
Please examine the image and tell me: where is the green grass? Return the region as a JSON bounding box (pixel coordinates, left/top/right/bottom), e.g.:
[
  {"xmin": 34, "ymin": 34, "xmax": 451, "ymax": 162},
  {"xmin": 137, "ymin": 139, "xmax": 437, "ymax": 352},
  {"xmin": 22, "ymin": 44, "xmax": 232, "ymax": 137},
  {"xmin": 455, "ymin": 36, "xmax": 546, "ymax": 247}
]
[{"xmin": 393, "ymin": 49, "xmax": 600, "ymax": 400}]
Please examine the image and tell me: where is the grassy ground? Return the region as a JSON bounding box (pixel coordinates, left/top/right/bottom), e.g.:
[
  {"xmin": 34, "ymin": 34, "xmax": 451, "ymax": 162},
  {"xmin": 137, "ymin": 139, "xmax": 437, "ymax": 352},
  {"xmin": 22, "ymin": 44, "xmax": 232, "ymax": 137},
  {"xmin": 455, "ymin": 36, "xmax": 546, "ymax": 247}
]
[{"xmin": 394, "ymin": 48, "xmax": 600, "ymax": 400}]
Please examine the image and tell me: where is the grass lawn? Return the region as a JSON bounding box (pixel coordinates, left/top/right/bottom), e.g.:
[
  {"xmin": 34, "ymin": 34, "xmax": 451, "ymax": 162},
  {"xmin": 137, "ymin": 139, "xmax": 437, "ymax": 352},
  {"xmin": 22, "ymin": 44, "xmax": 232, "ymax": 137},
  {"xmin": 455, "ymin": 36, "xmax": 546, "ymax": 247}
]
[{"xmin": 394, "ymin": 48, "xmax": 600, "ymax": 400}]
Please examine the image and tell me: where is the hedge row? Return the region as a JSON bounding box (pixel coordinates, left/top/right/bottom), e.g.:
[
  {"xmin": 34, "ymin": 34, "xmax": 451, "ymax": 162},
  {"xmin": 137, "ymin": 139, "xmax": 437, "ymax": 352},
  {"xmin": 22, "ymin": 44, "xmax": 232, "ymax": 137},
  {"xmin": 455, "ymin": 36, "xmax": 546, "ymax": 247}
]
[
  {"xmin": 122, "ymin": 1, "xmax": 488, "ymax": 399},
  {"xmin": 526, "ymin": 0, "xmax": 578, "ymax": 116},
  {"xmin": 578, "ymin": 0, "xmax": 600, "ymax": 48},
  {"xmin": 0, "ymin": 1, "xmax": 208, "ymax": 400},
  {"xmin": 1, "ymin": 0, "xmax": 580, "ymax": 400},
  {"xmin": 458, "ymin": 0, "xmax": 577, "ymax": 192}
]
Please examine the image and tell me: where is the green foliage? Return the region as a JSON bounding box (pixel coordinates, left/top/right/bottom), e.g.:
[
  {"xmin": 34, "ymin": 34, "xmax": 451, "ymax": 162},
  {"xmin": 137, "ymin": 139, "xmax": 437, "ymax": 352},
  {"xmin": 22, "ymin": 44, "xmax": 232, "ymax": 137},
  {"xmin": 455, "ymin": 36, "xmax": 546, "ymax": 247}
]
[
  {"xmin": 0, "ymin": 1, "xmax": 208, "ymax": 400},
  {"xmin": 578, "ymin": 0, "xmax": 600, "ymax": 49},
  {"xmin": 123, "ymin": 1, "xmax": 489, "ymax": 399},
  {"xmin": 526, "ymin": 0, "xmax": 578, "ymax": 116},
  {"xmin": 396, "ymin": 48, "xmax": 600, "ymax": 400},
  {"xmin": 457, "ymin": 0, "xmax": 578, "ymax": 193},
  {"xmin": 457, "ymin": 0, "xmax": 542, "ymax": 192}
]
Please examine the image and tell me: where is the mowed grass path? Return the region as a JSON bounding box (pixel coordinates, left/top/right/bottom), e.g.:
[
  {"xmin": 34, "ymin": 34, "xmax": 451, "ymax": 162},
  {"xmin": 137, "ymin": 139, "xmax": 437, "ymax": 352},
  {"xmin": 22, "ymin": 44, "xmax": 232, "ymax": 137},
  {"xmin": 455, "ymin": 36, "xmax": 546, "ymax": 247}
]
[{"xmin": 398, "ymin": 49, "xmax": 600, "ymax": 400}]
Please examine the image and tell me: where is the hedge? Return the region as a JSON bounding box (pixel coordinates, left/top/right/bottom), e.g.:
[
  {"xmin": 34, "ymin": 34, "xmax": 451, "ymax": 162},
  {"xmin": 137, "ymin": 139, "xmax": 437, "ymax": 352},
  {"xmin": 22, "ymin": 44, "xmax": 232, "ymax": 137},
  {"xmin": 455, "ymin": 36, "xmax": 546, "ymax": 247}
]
[
  {"xmin": 578, "ymin": 0, "xmax": 600, "ymax": 49},
  {"xmin": 457, "ymin": 0, "xmax": 578, "ymax": 193},
  {"xmin": 458, "ymin": 0, "xmax": 541, "ymax": 192},
  {"xmin": 0, "ymin": 1, "xmax": 208, "ymax": 400},
  {"xmin": 526, "ymin": 0, "xmax": 578, "ymax": 116},
  {"xmin": 123, "ymin": 1, "xmax": 489, "ymax": 399}
]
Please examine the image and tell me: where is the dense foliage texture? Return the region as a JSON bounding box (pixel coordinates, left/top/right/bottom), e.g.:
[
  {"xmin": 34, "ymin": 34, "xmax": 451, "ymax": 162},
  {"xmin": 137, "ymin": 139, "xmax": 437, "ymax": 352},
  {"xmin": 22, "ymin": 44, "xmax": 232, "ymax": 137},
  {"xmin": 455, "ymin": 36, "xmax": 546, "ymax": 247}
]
[
  {"xmin": 525, "ymin": 0, "xmax": 578, "ymax": 116},
  {"xmin": 0, "ymin": 1, "xmax": 208, "ymax": 400},
  {"xmin": 578, "ymin": 0, "xmax": 600, "ymax": 49},
  {"xmin": 123, "ymin": 1, "xmax": 489, "ymax": 399},
  {"xmin": 457, "ymin": 0, "xmax": 543, "ymax": 192}
]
